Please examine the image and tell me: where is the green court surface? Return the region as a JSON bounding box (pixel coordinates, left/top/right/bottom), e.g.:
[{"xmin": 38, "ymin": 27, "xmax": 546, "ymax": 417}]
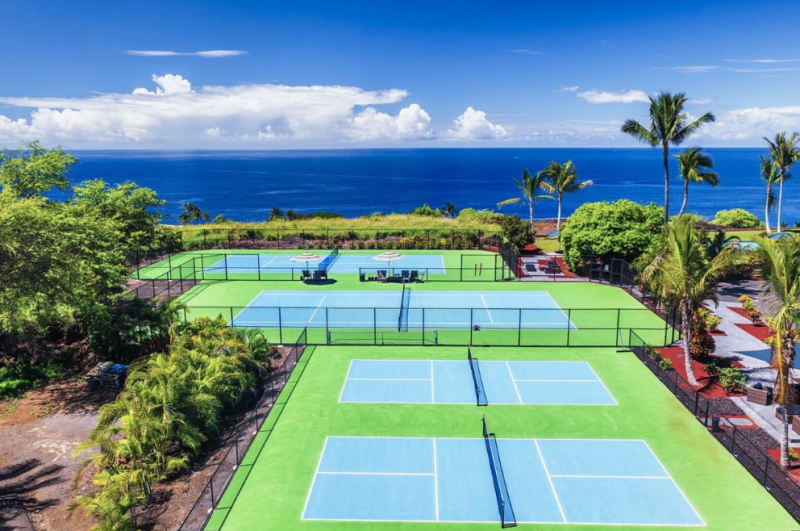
[
  {"xmin": 205, "ymin": 345, "xmax": 796, "ymax": 531},
  {"xmin": 178, "ymin": 273, "xmax": 676, "ymax": 347}
]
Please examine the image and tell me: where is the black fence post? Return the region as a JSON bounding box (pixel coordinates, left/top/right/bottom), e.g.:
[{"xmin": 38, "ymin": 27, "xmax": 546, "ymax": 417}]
[
  {"xmin": 566, "ymin": 309, "xmax": 572, "ymax": 347},
  {"xmin": 203, "ymin": 229, "xmax": 207, "ymax": 248},
  {"xmin": 228, "ymin": 230, "xmax": 232, "ymax": 248},
  {"xmin": 326, "ymin": 229, "xmax": 329, "ymax": 247},
  {"xmin": 469, "ymin": 309, "xmax": 474, "ymax": 346},
  {"xmin": 278, "ymin": 308, "xmax": 283, "ymax": 345},
  {"xmin": 427, "ymin": 229, "xmax": 430, "ymax": 249},
  {"xmin": 451, "ymin": 229, "xmax": 455, "ymax": 250},
  {"xmin": 518, "ymin": 309, "xmax": 522, "ymax": 347},
  {"xmin": 230, "ymin": 307, "xmax": 234, "ymax": 327},
  {"xmin": 302, "ymin": 230, "xmax": 306, "ymax": 248},
  {"xmin": 615, "ymin": 309, "xmax": 621, "ymax": 347},
  {"xmin": 224, "ymin": 253, "xmax": 229, "ymax": 280}
]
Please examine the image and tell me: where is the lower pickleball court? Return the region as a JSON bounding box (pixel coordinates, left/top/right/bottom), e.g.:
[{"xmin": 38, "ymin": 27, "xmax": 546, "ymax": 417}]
[
  {"xmin": 302, "ymin": 436, "xmax": 704, "ymax": 526},
  {"xmin": 340, "ymin": 359, "xmax": 616, "ymax": 405}
]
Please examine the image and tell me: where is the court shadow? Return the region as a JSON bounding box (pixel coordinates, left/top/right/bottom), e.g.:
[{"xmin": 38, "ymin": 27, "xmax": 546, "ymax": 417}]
[{"xmin": 303, "ymin": 279, "xmax": 338, "ymax": 286}]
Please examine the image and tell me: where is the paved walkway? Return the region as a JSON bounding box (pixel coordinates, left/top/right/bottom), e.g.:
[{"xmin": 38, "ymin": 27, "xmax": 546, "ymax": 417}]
[{"xmin": 710, "ymin": 297, "xmax": 800, "ymax": 446}]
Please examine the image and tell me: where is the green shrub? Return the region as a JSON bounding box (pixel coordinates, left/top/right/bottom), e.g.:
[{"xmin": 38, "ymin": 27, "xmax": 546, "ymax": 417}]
[
  {"xmin": 704, "ymin": 361, "xmax": 720, "ymax": 375},
  {"xmin": 711, "ymin": 209, "xmax": 762, "ymax": 229},
  {"xmin": 0, "ymin": 358, "xmax": 68, "ymax": 399},
  {"xmin": 705, "ymin": 314, "xmax": 721, "ymax": 331},
  {"xmin": 500, "ymin": 214, "xmax": 535, "ymax": 252},
  {"xmin": 410, "ymin": 204, "xmax": 444, "ymax": 217},
  {"xmin": 560, "ymin": 200, "xmax": 664, "ymax": 272},
  {"xmin": 457, "ymin": 208, "xmax": 498, "ymax": 224},
  {"xmin": 659, "ymin": 358, "xmax": 673, "ymax": 371},
  {"xmin": 718, "ymin": 367, "xmax": 747, "ymax": 393}
]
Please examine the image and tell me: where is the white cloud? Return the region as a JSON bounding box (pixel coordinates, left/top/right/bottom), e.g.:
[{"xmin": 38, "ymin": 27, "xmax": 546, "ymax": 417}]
[
  {"xmin": 724, "ymin": 58, "xmax": 799, "ymax": 64},
  {"xmin": 347, "ymin": 104, "xmax": 433, "ymax": 140},
  {"xmin": 132, "ymin": 74, "xmax": 193, "ymax": 95},
  {"xmin": 658, "ymin": 65, "xmax": 799, "ymax": 74},
  {"xmin": 126, "ymin": 49, "xmax": 247, "ymax": 58},
  {"xmin": 687, "ymin": 97, "xmax": 715, "ymax": 105},
  {"xmin": 576, "ymin": 89, "xmax": 649, "ymax": 104},
  {"xmin": 446, "ymin": 107, "xmax": 508, "ymax": 140},
  {"xmin": 699, "ymin": 106, "xmax": 800, "ymax": 142},
  {"xmin": 0, "ymin": 73, "xmax": 442, "ymax": 147},
  {"xmin": 556, "ymin": 85, "xmax": 580, "ymax": 93}
]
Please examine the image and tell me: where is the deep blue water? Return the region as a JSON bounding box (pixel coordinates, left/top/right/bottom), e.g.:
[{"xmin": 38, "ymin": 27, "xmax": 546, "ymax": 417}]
[{"xmin": 65, "ymin": 148, "xmax": 789, "ymax": 223}]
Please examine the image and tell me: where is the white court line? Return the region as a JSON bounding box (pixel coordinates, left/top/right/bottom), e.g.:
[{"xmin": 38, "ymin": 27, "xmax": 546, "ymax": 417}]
[
  {"xmin": 227, "ymin": 291, "xmax": 265, "ymax": 327},
  {"xmin": 432, "ymin": 438, "xmax": 440, "ymax": 521},
  {"xmin": 534, "ymin": 440, "xmax": 567, "ymax": 523},
  {"xmin": 505, "ymin": 361, "xmax": 524, "ymax": 404},
  {"xmin": 550, "ymin": 474, "xmax": 670, "ymax": 479},
  {"xmin": 348, "ymin": 378, "xmax": 432, "ymax": 381},
  {"xmin": 317, "ymin": 471, "xmax": 434, "ymax": 476},
  {"xmin": 640, "ymin": 441, "xmax": 706, "ymax": 526},
  {"xmin": 480, "ymin": 295, "xmax": 495, "ymax": 324},
  {"xmin": 258, "ymin": 255, "xmax": 280, "ymax": 269},
  {"xmin": 337, "ymin": 360, "xmax": 355, "ymax": 403},
  {"xmin": 583, "ymin": 362, "xmax": 619, "ymax": 406},
  {"xmin": 542, "ymin": 292, "xmax": 578, "ymax": 330},
  {"xmin": 513, "ymin": 379, "xmax": 600, "ymax": 382},
  {"xmin": 308, "ymin": 294, "xmax": 327, "ymax": 322},
  {"xmin": 301, "ymin": 437, "xmax": 330, "ymax": 519}
]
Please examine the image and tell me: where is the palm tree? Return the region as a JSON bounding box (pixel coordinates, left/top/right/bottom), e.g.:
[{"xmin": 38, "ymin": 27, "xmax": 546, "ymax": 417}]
[
  {"xmin": 761, "ymin": 155, "xmax": 779, "ymax": 234},
  {"xmin": 497, "ymin": 168, "xmax": 553, "ymax": 231},
  {"xmin": 444, "ymin": 201, "xmax": 457, "ymax": 218},
  {"xmin": 621, "ymin": 93, "xmax": 715, "ymax": 227},
  {"xmin": 764, "ymin": 132, "xmax": 800, "ymax": 232},
  {"xmin": 639, "ymin": 217, "xmax": 739, "ymax": 386},
  {"xmin": 674, "ymin": 148, "xmax": 719, "ymax": 217},
  {"xmin": 541, "ymin": 160, "xmax": 593, "ymax": 241},
  {"xmin": 755, "ymin": 235, "xmax": 800, "ymax": 469}
]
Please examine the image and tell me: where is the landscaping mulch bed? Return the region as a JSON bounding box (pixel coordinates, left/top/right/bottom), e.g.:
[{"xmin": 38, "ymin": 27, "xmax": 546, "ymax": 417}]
[
  {"xmin": 736, "ymin": 321, "xmax": 773, "ymax": 342},
  {"xmin": 656, "ymin": 346, "xmax": 745, "ymax": 399}
]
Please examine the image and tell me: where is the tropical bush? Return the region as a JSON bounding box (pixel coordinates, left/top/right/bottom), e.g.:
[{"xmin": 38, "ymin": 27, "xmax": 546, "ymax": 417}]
[
  {"xmin": 658, "ymin": 357, "xmax": 673, "ymax": 371},
  {"xmin": 409, "ymin": 204, "xmax": 444, "ymax": 217},
  {"xmin": 72, "ymin": 317, "xmax": 274, "ymax": 531},
  {"xmin": 711, "ymin": 208, "xmax": 762, "ymax": 228},
  {"xmin": 560, "ymin": 200, "xmax": 664, "ymax": 271},
  {"xmin": 500, "ymin": 214, "xmax": 535, "ymax": 252},
  {"xmin": 718, "ymin": 366, "xmax": 747, "ymax": 393}
]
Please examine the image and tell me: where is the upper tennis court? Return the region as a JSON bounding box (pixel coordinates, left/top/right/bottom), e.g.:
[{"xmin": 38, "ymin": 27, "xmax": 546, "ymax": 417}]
[{"xmin": 202, "ymin": 252, "xmax": 446, "ymax": 275}]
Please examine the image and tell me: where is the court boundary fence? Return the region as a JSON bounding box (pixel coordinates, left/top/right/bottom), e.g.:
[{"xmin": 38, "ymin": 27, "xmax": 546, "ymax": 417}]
[
  {"xmin": 629, "ymin": 330, "xmax": 800, "ymax": 524},
  {"xmin": 177, "ymin": 328, "xmax": 310, "ymax": 531},
  {"xmin": 185, "ymin": 305, "xmax": 679, "ymax": 347}
]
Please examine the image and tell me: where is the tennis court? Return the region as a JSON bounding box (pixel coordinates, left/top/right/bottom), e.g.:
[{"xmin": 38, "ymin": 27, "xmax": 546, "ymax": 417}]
[
  {"xmin": 340, "ymin": 359, "xmax": 616, "ymax": 405},
  {"xmin": 202, "ymin": 251, "xmax": 445, "ymax": 275},
  {"xmin": 302, "ymin": 433, "xmax": 704, "ymax": 526},
  {"xmin": 231, "ymin": 290, "xmax": 575, "ymax": 330}
]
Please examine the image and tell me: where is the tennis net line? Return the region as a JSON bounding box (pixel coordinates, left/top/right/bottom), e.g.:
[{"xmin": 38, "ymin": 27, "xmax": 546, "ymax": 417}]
[
  {"xmin": 397, "ymin": 279, "xmax": 410, "ymax": 331},
  {"xmin": 482, "ymin": 415, "xmax": 517, "ymax": 528},
  {"xmin": 468, "ymin": 347, "xmax": 488, "ymax": 406},
  {"xmin": 319, "ymin": 245, "xmax": 340, "ymax": 271}
]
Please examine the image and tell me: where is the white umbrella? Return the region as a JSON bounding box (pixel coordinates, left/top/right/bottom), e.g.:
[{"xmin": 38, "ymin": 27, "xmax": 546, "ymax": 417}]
[
  {"xmin": 291, "ymin": 253, "xmax": 322, "ymax": 270},
  {"xmin": 372, "ymin": 251, "xmax": 405, "ymax": 270}
]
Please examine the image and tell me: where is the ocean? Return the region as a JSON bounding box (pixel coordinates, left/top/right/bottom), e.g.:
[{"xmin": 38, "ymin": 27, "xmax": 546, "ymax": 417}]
[{"xmin": 66, "ymin": 148, "xmax": 788, "ymax": 224}]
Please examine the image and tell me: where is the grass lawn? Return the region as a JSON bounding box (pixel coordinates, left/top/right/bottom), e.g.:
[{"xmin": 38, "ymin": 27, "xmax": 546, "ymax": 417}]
[{"xmin": 205, "ymin": 344, "xmax": 796, "ymax": 531}]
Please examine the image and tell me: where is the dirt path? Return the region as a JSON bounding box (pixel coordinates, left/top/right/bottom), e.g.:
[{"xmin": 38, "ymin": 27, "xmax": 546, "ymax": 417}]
[{"xmin": 0, "ymin": 378, "xmax": 117, "ymax": 531}]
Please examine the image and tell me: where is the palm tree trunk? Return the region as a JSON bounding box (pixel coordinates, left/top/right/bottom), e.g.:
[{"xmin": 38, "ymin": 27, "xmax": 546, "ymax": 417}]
[
  {"xmin": 529, "ymin": 202, "xmax": 534, "ymax": 232},
  {"xmin": 778, "ymin": 173, "xmax": 785, "ymax": 232},
  {"xmin": 663, "ymin": 145, "xmax": 670, "ymax": 227},
  {"xmin": 556, "ymin": 194, "xmax": 563, "ymax": 244},
  {"xmin": 765, "ymin": 182, "xmax": 772, "ymax": 235},
  {"xmin": 782, "ymin": 405, "xmax": 790, "ymax": 469},
  {"xmin": 682, "ymin": 303, "xmax": 698, "ymax": 387},
  {"xmin": 678, "ymin": 179, "xmax": 689, "ymax": 217}
]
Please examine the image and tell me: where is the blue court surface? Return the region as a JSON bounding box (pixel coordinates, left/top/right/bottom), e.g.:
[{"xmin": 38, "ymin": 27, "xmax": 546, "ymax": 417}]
[
  {"xmin": 231, "ymin": 290, "xmax": 575, "ymax": 330},
  {"xmin": 302, "ymin": 436, "xmax": 704, "ymax": 526},
  {"xmin": 340, "ymin": 360, "xmax": 616, "ymax": 405},
  {"xmin": 202, "ymin": 252, "xmax": 445, "ymax": 274}
]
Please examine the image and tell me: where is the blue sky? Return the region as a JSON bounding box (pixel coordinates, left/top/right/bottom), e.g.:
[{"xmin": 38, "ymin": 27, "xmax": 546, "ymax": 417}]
[{"xmin": 0, "ymin": 0, "xmax": 798, "ymax": 148}]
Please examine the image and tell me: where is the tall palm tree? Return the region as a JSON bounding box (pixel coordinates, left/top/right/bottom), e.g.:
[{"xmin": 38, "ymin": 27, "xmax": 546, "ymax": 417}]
[
  {"xmin": 639, "ymin": 217, "xmax": 739, "ymax": 386},
  {"xmin": 541, "ymin": 160, "xmax": 593, "ymax": 241},
  {"xmin": 497, "ymin": 168, "xmax": 553, "ymax": 230},
  {"xmin": 764, "ymin": 132, "xmax": 800, "ymax": 232},
  {"xmin": 621, "ymin": 92, "xmax": 715, "ymax": 227},
  {"xmin": 755, "ymin": 235, "xmax": 800, "ymax": 469},
  {"xmin": 761, "ymin": 155, "xmax": 779, "ymax": 234},
  {"xmin": 444, "ymin": 201, "xmax": 457, "ymax": 218},
  {"xmin": 675, "ymin": 148, "xmax": 719, "ymax": 217}
]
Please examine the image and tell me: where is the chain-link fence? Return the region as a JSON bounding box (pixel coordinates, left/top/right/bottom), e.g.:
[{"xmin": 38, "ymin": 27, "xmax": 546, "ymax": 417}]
[
  {"xmin": 177, "ymin": 328, "xmax": 310, "ymax": 531},
  {"xmin": 629, "ymin": 330, "xmax": 800, "ymax": 524}
]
